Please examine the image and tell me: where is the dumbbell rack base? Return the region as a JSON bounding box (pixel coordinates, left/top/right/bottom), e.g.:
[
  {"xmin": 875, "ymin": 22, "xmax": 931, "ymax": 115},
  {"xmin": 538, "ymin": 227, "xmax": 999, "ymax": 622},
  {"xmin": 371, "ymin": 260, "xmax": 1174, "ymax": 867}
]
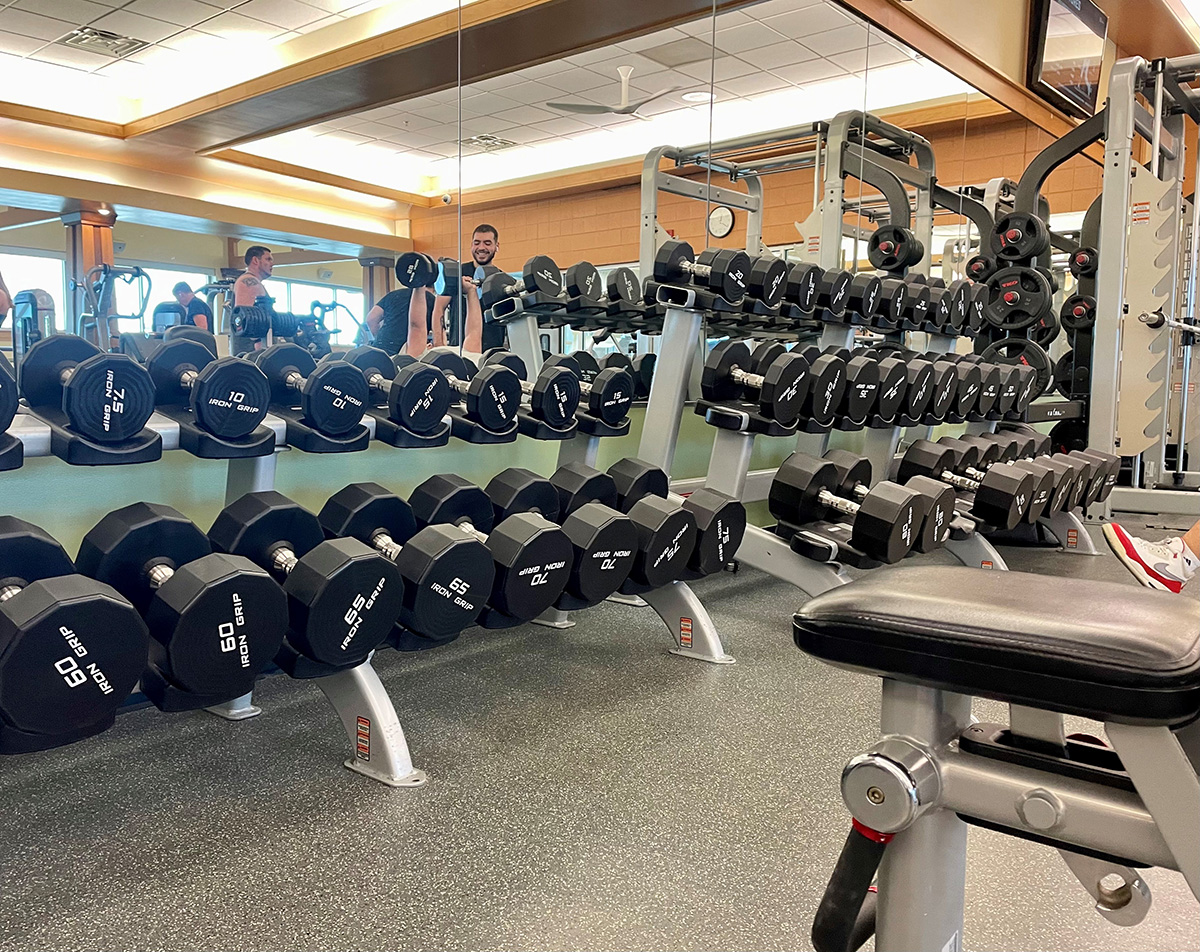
[
  {"xmin": 783, "ymin": 521, "xmax": 881, "ymax": 570},
  {"xmin": 555, "ymin": 415, "xmax": 630, "ymax": 470},
  {"xmin": 0, "ymin": 432, "xmax": 23, "ymax": 471},
  {"xmin": 26, "ymin": 405, "xmax": 163, "ymax": 465},
  {"xmin": 700, "ymin": 401, "xmax": 797, "ymax": 438},
  {"xmin": 271, "ymin": 406, "xmax": 370, "ymax": 453},
  {"xmin": 449, "ymin": 410, "xmax": 517, "ymax": 444},
  {"xmin": 517, "ymin": 409, "xmax": 576, "ymax": 441},
  {"xmin": 154, "ymin": 405, "xmax": 275, "ymax": 459},
  {"xmin": 141, "ymin": 663, "xmax": 258, "ymax": 714},
  {"xmin": 365, "ymin": 408, "xmax": 451, "ymax": 448}
]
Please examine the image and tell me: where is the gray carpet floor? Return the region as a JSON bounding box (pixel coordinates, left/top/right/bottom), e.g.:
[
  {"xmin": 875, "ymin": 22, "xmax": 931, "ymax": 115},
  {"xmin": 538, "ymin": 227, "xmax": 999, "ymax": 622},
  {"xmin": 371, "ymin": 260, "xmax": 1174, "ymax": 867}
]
[{"xmin": 0, "ymin": 520, "xmax": 1196, "ymax": 951}]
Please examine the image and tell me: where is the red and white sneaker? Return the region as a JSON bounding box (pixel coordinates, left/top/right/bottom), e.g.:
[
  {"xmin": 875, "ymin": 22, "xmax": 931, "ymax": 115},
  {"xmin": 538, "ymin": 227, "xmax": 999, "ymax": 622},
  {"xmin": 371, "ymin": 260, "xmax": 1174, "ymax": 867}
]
[{"xmin": 1103, "ymin": 523, "xmax": 1196, "ymax": 593}]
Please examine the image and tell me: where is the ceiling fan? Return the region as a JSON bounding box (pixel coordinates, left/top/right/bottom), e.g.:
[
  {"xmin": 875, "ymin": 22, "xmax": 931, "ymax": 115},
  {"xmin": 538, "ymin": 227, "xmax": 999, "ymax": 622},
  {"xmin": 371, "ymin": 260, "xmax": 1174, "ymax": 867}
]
[{"xmin": 546, "ymin": 65, "xmax": 689, "ymax": 117}]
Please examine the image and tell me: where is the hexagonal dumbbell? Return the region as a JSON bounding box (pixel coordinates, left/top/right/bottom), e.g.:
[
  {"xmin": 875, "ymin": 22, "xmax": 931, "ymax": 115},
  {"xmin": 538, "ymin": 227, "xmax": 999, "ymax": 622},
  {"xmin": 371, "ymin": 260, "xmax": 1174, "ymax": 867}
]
[
  {"xmin": 486, "ymin": 467, "xmax": 638, "ymax": 608},
  {"xmin": 769, "ymin": 453, "xmax": 927, "ymax": 564},
  {"xmin": 409, "ymin": 474, "xmax": 573, "ymax": 624},
  {"xmin": 476, "ymin": 351, "xmax": 581, "ymax": 429},
  {"xmin": 541, "ymin": 354, "xmax": 634, "ymax": 426},
  {"xmin": 341, "ymin": 345, "xmax": 452, "ymax": 435},
  {"xmin": 479, "ymin": 255, "xmax": 565, "ymax": 312},
  {"xmin": 653, "ymin": 239, "xmax": 751, "ymax": 303},
  {"xmin": 20, "ymin": 334, "xmax": 155, "ymax": 443},
  {"xmin": 936, "ymin": 436, "xmax": 1060, "ymax": 524},
  {"xmin": 318, "ymin": 484, "xmax": 495, "ymax": 647},
  {"xmin": 254, "ymin": 342, "xmax": 369, "ymax": 437},
  {"xmin": 0, "ymin": 354, "xmax": 19, "ymax": 437},
  {"xmin": 420, "ymin": 347, "xmax": 521, "ymax": 433},
  {"xmin": 700, "ymin": 340, "xmax": 811, "ymax": 428},
  {"xmin": 0, "ymin": 516, "xmax": 148, "ymax": 751},
  {"xmin": 209, "ymin": 492, "xmax": 404, "ymax": 673},
  {"xmin": 75, "ymin": 502, "xmax": 287, "ymax": 706},
  {"xmin": 897, "ymin": 439, "xmax": 1036, "ymax": 531},
  {"xmin": 746, "ymin": 254, "xmax": 789, "ymax": 308},
  {"xmin": 607, "ymin": 458, "xmax": 745, "ymax": 581},
  {"xmin": 145, "ymin": 338, "xmax": 271, "ymax": 440},
  {"xmin": 824, "ymin": 450, "xmax": 954, "ymax": 554}
]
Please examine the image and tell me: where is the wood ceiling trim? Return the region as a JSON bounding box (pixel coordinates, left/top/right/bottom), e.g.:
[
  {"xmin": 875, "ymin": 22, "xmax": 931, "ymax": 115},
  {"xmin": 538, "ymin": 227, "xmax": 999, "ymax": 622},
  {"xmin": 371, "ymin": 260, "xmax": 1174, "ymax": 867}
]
[
  {"xmin": 0, "ymin": 100, "xmax": 124, "ymax": 138},
  {"xmin": 210, "ymin": 150, "xmax": 429, "ymax": 206}
]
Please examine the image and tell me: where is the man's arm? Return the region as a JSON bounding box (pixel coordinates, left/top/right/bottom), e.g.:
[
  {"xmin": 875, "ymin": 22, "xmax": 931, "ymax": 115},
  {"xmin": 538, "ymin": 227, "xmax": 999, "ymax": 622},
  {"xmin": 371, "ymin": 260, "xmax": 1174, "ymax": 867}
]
[
  {"xmin": 429, "ymin": 296, "xmax": 449, "ymax": 348},
  {"xmin": 193, "ymin": 301, "xmax": 211, "ymax": 332},
  {"xmin": 406, "ymin": 288, "xmax": 430, "ymax": 358},
  {"xmin": 366, "ymin": 304, "xmax": 384, "ymax": 338},
  {"xmin": 462, "ymin": 276, "xmax": 483, "ymax": 353},
  {"xmin": 232, "ymin": 273, "xmax": 262, "ymax": 307}
]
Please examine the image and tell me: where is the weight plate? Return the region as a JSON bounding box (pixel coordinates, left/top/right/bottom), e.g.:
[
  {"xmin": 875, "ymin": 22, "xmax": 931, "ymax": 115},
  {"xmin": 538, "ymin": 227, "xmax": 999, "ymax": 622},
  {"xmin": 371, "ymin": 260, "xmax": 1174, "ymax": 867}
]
[
  {"xmin": 1060, "ymin": 294, "xmax": 1097, "ymax": 332},
  {"xmin": 388, "ymin": 363, "xmax": 452, "ymax": 434},
  {"xmin": 868, "ymin": 225, "xmax": 918, "ymax": 272},
  {"xmin": 1069, "ymin": 247, "xmax": 1098, "ymax": 278},
  {"xmin": 983, "ymin": 266, "xmax": 1052, "ymax": 331},
  {"xmin": 965, "ymin": 254, "xmax": 996, "ymax": 282},
  {"xmin": 19, "ymin": 334, "xmax": 102, "ymax": 411},
  {"xmin": 299, "ymin": 360, "xmax": 369, "ymax": 436},
  {"xmin": 1030, "ymin": 307, "xmax": 1061, "ymax": 348},
  {"xmin": 991, "ymin": 212, "xmax": 1051, "ymax": 261},
  {"xmin": 62, "ymin": 352, "xmax": 156, "ymax": 443},
  {"xmin": 191, "ymin": 357, "xmax": 271, "ymax": 439},
  {"xmin": 980, "ymin": 337, "xmax": 1054, "ymax": 402}
]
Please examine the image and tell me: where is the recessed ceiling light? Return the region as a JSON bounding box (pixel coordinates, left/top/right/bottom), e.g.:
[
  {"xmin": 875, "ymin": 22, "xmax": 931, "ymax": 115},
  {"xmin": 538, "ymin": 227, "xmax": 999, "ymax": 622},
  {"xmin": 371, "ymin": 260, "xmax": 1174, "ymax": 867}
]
[{"xmin": 682, "ymin": 91, "xmax": 714, "ymax": 103}]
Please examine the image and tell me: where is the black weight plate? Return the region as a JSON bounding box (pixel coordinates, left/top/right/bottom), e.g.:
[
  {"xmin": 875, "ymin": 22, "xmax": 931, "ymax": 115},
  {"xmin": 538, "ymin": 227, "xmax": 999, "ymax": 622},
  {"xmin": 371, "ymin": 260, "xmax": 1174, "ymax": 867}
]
[
  {"xmin": 523, "ymin": 255, "xmax": 564, "ymax": 296},
  {"xmin": 1060, "ymin": 294, "xmax": 1097, "ymax": 331},
  {"xmin": 191, "ymin": 357, "xmax": 271, "ymax": 439},
  {"xmin": 874, "ymin": 357, "xmax": 908, "ymax": 421},
  {"xmin": 984, "ymin": 267, "xmax": 1052, "ymax": 331},
  {"xmin": 0, "ymin": 360, "xmax": 16, "ymax": 434},
  {"xmin": 396, "ymin": 526, "xmax": 493, "ymax": 639},
  {"xmin": 841, "ymin": 355, "xmax": 879, "ymax": 423},
  {"xmin": 19, "ymin": 334, "xmax": 101, "ymax": 410},
  {"xmin": 389, "ymin": 363, "xmax": 452, "ymax": 433},
  {"xmin": 1030, "ymin": 307, "xmax": 1061, "ymax": 348},
  {"xmin": 965, "ymin": 255, "xmax": 996, "ymax": 282},
  {"xmin": 588, "ymin": 367, "xmax": 634, "ymax": 424},
  {"xmin": 395, "ymin": 252, "xmax": 437, "ymax": 287},
  {"xmin": 146, "ymin": 338, "xmax": 212, "ymax": 405},
  {"xmin": 488, "ymin": 514, "xmax": 573, "ymax": 620},
  {"xmin": 564, "ymin": 262, "xmax": 603, "ymax": 299},
  {"xmin": 1069, "ymin": 247, "xmax": 1098, "ymax": 278},
  {"xmin": 991, "ymin": 212, "xmax": 1051, "ymax": 260},
  {"xmin": 606, "ymin": 267, "xmax": 641, "ymax": 303},
  {"xmin": 868, "ymin": 225, "xmax": 917, "ymax": 272},
  {"xmin": 980, "ymin": 337, "xmax": 1054, "ymax": 401},
  {"xmin": 531, "ymin": 366, "xmax": 581, "ymax": 428},
  {"xmin": 62, "ymin": 352, "xmax": 156, "ymax": 443},
  {"xmin": 256, "ymin": 343, "xmax": 317, "ymax": 406},
  {"xmin": 465, "ymin": 365, "xmax": 521, "ymax": 430},
  {"xmin": 298, "ymin": 360, "xmax": 369, "ymax": 436},
  {"xmin": 0, "ymin": 575, "xmax": 147, "ymax": 737},
  {"xmin": 760, "ymin": 353, "xmax": 810, "ymax": 427}
]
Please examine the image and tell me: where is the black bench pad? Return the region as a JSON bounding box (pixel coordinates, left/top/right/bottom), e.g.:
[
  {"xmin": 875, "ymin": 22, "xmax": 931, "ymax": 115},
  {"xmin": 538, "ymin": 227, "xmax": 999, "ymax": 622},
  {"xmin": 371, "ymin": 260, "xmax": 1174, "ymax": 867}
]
[{"xmin": 793, "ymin": 566, "xmax": 1200, "ymax": 725}]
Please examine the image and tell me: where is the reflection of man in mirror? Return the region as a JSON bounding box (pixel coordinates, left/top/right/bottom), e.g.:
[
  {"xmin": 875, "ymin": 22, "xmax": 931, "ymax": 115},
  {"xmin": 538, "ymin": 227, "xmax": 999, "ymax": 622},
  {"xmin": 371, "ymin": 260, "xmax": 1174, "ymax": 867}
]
[
  {"xmin": 443, "ymin": 224, "xmax": 506, "ymax": 351},
  {"xmin": 230, "ymin": 245, "xmax": 274, "ymax": 353},
  {"xmin": 0, "ymin": 270, "xmax": 10, "ymax": 316},
  {"xmin": 172, "ymin": 281, "xmax": 213, "ymax": 331}
]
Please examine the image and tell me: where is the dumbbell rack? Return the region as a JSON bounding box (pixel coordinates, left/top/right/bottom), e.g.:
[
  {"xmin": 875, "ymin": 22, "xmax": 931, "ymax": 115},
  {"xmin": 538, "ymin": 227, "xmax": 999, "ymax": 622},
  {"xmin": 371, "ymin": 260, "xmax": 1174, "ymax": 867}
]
[
  {"xmin": 492, "ymin": 295, "xmax": 732, "ymax": 664},
  {"xmin": 8, "ymin": 407, "xmax": 425, "ymax": 788}
]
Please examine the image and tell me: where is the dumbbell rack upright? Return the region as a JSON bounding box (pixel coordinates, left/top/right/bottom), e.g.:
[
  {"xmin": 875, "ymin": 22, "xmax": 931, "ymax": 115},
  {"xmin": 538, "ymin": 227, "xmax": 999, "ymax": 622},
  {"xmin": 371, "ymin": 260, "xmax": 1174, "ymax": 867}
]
[{"xmin": 7, "ymin": 407, "xmax": 425, "ymax": 788}]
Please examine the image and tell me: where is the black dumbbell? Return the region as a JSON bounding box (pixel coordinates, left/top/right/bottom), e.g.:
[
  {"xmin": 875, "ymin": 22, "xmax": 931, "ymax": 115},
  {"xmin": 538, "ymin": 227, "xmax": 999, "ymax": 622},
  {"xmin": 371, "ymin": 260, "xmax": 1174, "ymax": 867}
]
[
  {"xmin": 897, "ymin": 439, "xmax": 1035, "ymax": 530},
  {"xmin": 479, "ymin": 255, "xmax": 564, "ymax": 310},
  {"xmin": 341, "ymin": 345, "xmax": 452, "ymax": 434},
  {"xmin": 229, "ymin": 303, "xmax": 299, "ymax": 339},
  {"xmin": 420, "ymin": 347, "xmax": 521, "ymax": 432},
  {"xmin": 409, "ymin": 475, "xmax": 573, "ymax": 623},
  {"xmin": 631, "ymin": 353, "xmax": 656, "ymax": 398},
  {"xmin": 820, "ymin": 348, "xmax": 879, "ymax": 425},
  {"xmin": 566, "ymin": 350, "xmax": 602, "ymax": 384},
  {"xmin": 825, "ymin": 449, "xmax": 954, "ymax": 554},
  {"xmin": 653, "ymin": 239, "xmax": 750, "ymax": 303},
  {"xmin": 814, "ymin": 268, "xmax": 854, "ymax": 319},
  {"xmin": 937, "ymin": 437, "xmax": 1059, "ymax": 523},
  {"xmin": 76, "ymin": 503, "xmax": 287, "ymax": 703},
  {"xmin": 0, "ymin": 357, "xmax": 19, "ymax": 437},
  {"xmin": 254, "ymin": 342, "xmax": 369, "ymax": 436},
  {"xmin": 701, "ymin": 340, "xmax": 810, "ymax": 427},
  {"xmin": 747, "ymin": 254, "xmax": 788, "ymax": 307},
  {"xmin": 606, "ymin": 458, "xmax": 744, "ymax": 580},
  {"xmin": 793, "ymin": 347, "xmax": 849, "ymax": 428},
  {"xmin": 542, "ymin": 354, "xmax": 634, "ymax": 426},
  {"xmin": 601, "ymin": 352, "xmax": 633, "ymax": 376},
  {"xmin": 0, "ymin": 516, "xmax": 148, "ymax": 749},
  {"xmin": 563, "ymin": 261, "xmax": 604, "ymax": 300},
  {"xmin": 145, "ymin": 338, "xmax": 271, "ymax": 440},
  {"xmin": 845, "ymin": 273, "xmax": 883, "ymax": 322},
  {"xmin": 21, "ymin": 334, "xmax": 156, "ymax": 443},
  {"xmin": 783, "ymin": 262, "xmax": 822, "ymax": 312},
  {"xmin": 769, "ymin": 453, "xmax": 926, "ymax": 564},
  {"xmin": 439, "ymin": 259, "xmax": 501, "ymax": 290},
  {"xmin": 859, "ymin": 348, "xmax": 909, "ymax": 422},
  {"xmin": 935, "ymin": 358, "xmax": 982, "ymax": 419},
  {"xmin": 395, "ymin": 251, "xmax": 438, "ymax": 287},
  {"xmin": 606, "ymin": 267, "xmax": 643, "ymax": 307},
  {"xmin": 318, "ymin": 484, "xmax": 495, "ymax": 643},
  {"xmin": 486, "ymin": 468, "xmax": 638, "ymax": 607},
  {"xmin": 923, "ymin": 358, "xmax": 960, "ymax": 422},
  {"xmin": 209, "ymin": 492, "xmax": 404, "ymax": 671},
  {"xmin": 476, "ymin": 351, "xmax": 580, "ymax": 429}
]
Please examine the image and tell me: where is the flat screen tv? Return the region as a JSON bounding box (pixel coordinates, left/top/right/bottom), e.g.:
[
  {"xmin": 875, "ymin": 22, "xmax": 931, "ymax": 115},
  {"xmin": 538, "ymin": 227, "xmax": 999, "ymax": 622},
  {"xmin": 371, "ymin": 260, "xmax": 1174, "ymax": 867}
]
[{"xmin": 1028, "ymin": 0, "xmax": 1109, "ymax": 118}]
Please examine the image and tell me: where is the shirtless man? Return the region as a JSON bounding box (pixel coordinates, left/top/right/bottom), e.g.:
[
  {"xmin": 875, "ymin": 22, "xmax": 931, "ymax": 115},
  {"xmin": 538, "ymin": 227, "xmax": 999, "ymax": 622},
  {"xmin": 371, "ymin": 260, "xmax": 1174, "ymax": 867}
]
[{"xmin": 230, "ymin": 245, "xmax": 274, "ymax": 354}]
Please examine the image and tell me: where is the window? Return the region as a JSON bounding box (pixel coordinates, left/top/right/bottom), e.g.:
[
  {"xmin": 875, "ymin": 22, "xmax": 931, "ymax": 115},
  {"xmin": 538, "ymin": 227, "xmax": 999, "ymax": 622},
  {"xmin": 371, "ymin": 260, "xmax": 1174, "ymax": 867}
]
[
  {"xmin": 111, "ymin": 266, "xmax": 214, "ymax": 333},
  {"xmin": 0, "ymin": 251, "xmax": 68, "ymax": 330}
]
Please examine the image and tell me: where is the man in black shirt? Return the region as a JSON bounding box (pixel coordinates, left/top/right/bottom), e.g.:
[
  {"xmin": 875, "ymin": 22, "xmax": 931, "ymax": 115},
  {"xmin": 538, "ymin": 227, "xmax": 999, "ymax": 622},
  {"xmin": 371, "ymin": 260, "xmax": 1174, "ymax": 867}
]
[
  {"xmin": 172, "ymin": 282, "xmax": 214, "ymax": 331},
  {"xmin": 366, "ymin": 285, "xmax": 435, "ymax": 356},
  {"xmin": 439, "ymin": 224, "xmax": 506, "ymax": 351}
]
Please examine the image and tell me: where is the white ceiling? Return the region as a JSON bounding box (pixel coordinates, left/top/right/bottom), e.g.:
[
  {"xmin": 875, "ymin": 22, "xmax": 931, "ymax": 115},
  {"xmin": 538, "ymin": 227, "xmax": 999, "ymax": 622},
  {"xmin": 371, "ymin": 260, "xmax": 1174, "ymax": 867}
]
[{"xmin": 240, "ymin": 0, "xmax": 968, "ymax": 194}]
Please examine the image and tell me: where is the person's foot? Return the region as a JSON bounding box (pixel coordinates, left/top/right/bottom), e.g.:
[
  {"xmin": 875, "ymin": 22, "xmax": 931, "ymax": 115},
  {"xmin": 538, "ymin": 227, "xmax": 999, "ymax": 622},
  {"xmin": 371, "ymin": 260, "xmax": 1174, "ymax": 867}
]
[{"xmin": 1103, "ymin": 523, "xmax": 1195, "ymax": 593}]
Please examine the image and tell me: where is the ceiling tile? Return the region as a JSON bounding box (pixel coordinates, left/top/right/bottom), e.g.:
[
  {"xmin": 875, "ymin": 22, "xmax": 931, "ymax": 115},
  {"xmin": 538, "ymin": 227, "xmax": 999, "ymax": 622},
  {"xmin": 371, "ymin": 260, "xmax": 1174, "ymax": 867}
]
[
  {"xmin": 319, "ymin": 130, "xmax": 372, "ymax": 146},
  {"xmin": 123, "ymin": 0, "xmax": 221, "ymax": 27},
  {"xmin": 741, "ymin": 0, "xmax": 826, "ymax": 16},
  {"xmin": 805, "ymin": 23, "xmax": 868, "ymax": 56},
  {"xmin": 0, "ymin": 32, "xmax": 45, "ymax": 55},
  {"xmin": 236, "ymin": 0, "xmax": 330, "ymax": 30},
  {"xmin": 493, "ymin": 103, "xmax": 561, "ymax": 125},
  {"xmin": 563, "ymin": 45, "xmax": 616, "ymax": 68},
  {"xmin": 91, "ymin": 9, "xmax": 181, "ymax": 43},
  {"xmin": 0, "ymin": 9, "xmax": 74, "ymax": 41},
  {"xmin": 829, "ymin": 43, "xmax": 911, "ymax": 73},
  {"xmin": 457, "ymin": 116, "xmax": 513, "ymax": 137},
  {"xmin": 527, "ymin": 115, "xmax": 596, "ymax": 137},
  {"xmin": 717, "ymin": 70, "xmax": 791, "ymax": 98},
  {"xmin": 749, "ymin": 40, "xmax": 818, "ymax": 70},
  {"xmin": 158, "ymin": 29, "xmax": 223, "ymax": 52},
  {"xmin": 677, "ymin": 9, "xmax": 751, "ymax": 35},
  {"xmin": 297, "ymin": 0, "xmax": 354, "ymax": 12},
  {"xmin": 500, "ymin": 80, "xmax": 571, "ymax": 106},
  {"xmin": 93, "ymin": 58, "xmax": 146, "ymax": 79},
  {"xmin": 12, "ymin": 0, "xmax": 108, "ymax": 25},
  {"xmin": 677, "ymin": 56, "xmax": 757, "ymax": 83},
  {"xmin": 295, "ymin": 14, "xmax": 342, "ymax": 33},
  {"xmin": 196, "ymin": 10, "xmax": 286, "ymax": 39},
  {"xmin": 712, "ymin": 20, "xmax": 787, "ymax": 53},
  {"xmin": 409, "ymin": 102, "xmax": 461, "ymax": 124},
  {"xmin": 523, "ymin": 68, "xmax": 609, "ymax": 95},
  {"xmin": 30, "ymin": 43, "xmax": 114, "ymax": 69},
  {"xmin": 618, "ymin": 27, "xmax": 688, "ymax": 53},
  {"xmin": 125, "ymin": 43, "xmax": 182, "ymax": 66},
  {"xmin": 458, "ymin": 91, "xmax": 520, "ymax": 118},
  {"xmin": 770, "ymin": 57, "xmax": 848, "ymax": 86},
  {"xmin": 762, "ymin": 4, "xmax": 851, "ymax": 39}
]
